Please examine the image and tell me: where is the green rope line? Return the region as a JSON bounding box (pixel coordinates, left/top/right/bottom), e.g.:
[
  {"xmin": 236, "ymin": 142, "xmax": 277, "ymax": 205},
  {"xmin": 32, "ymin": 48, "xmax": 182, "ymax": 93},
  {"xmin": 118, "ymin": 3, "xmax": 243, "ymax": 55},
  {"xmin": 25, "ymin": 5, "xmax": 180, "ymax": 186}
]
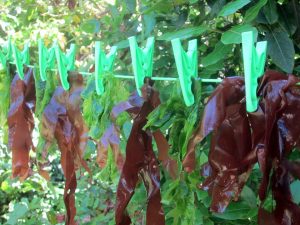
[
  {"xmin": 18, "ymin": 64, "xmax": 223, "ymax": 83},
  {"xmin": 18, "ymin": 63, "xmax": 300, "ymax": 85},
  {"xmin": 14, "ymin": 63, "xmax": 300, "ymax": 87}
]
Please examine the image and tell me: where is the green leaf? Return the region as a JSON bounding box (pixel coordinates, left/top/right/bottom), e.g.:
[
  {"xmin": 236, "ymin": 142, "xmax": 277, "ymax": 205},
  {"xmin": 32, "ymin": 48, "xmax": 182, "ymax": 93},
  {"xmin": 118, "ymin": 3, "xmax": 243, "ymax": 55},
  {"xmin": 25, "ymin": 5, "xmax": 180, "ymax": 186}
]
[
  {"xmin": 201, "ymin": 42, "xmax": 232, "ymax": 67},
  {"xmin": 291, "ymin": 180, "xmax": 300, "ymax": 204},
  {"xmin": 244, "ymin": 0, "xmax": 268, "ymax": 22},
  {"xmin": 115, "ymin": 39, "xmax": 129, "ymax": 49},
  {"xmin": 6, "ymin": 202, "xmax": 29, "ymax": 225},
  {"xmin": 158, "ymin": 26, "xmax": 208, "ymax": 41},
  {"xmin": 209, "ymin": 0, "xmax": 226, "ymax": 17},
  {"xmin": 181, "ymin": 106, "xmax": 198, "ymax": 157},
  {"xmin": 201, "ymin": 59, "xmax": 226, "ymax": 78},
  {"xmin": 278, "ymin": 6, "xmax": 297, "ymax": 36},
  {"xmin": 144, "ymin": 0, "xmax": 173, "ymax": 14},
  {"xmin": 124, "ymin": 0, "xmax": 136, "ymax": 13},
  {"xmin": 255, "ymin": 9, "xmax": 269, "ymax": 24},
  {"xmin": 221, "ymin": 24, "xmax": 258, "ymax": 44},
  {"xmin": 195, "ymin": 189, "xmax": 208, "ymax": 201},
  {"xmin": 263, "ymin": 0, "xmax": 278, "ymax": 24},
  {"xmin": 122, "ymin": 121, "xmax": 132, "ymax": 139},
  {"xmin": 47, "ymin": 210, "xmax": 58, "ymax": 225},
  {"xmin": 203, "ymin": 218, "xmax": 214, "ymax": 225},
  {"xmin": 240, "ymin": 185, "xmax": 257, "ymax": 208},
  {"xmin": 218, "ymin": 0, "xmax": 251, "ymax": 17},
  {"xmin": 294, "ymin": 65, "xmax": 300, "ymax": 73},
  {"xmin": 1, "ymin": 180, "xmax": 12, "ymax": 193},
  {"xmin": 80, "ymin": 19, "xmax": 100, "ymax": 33},
  {"xmin": 143, "ymin": 13, "xmax": 156, "ymax": 36},
  {"xmin": 212, "ymin": 202, "xmax": 257, "ymax": 220},
  {"xmin": 265, "ymin": 30, "xmax": 295, "ymax": 73}
]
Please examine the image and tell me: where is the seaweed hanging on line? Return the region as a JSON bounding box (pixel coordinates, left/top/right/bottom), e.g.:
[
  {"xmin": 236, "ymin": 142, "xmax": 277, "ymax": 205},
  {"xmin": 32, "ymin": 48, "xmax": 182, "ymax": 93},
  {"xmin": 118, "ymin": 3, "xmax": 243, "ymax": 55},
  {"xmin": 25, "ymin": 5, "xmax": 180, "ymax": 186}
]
[
  {"xmin": 40, "ymin": 72, "xmax": 90, "ymax": 225},
  {"xmin": 7, "ymin": 66, "xmax": 36, "ymax": 181}
]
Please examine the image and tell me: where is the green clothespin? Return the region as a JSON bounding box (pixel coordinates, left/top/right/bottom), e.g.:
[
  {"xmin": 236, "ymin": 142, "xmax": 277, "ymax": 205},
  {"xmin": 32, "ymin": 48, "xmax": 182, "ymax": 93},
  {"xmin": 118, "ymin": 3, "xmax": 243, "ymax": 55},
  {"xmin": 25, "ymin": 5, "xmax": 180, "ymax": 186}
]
[
  {"xmin": 94, "ymin": 41, "xmax": 117, "ymax": 95},
  {"xmin": 0, "ymin": 50, "xmax": 6, "ymax": 69},
  {"xmin": 11, "ymin": 42, "xmax": 30, "ymax": 80},
  {"xmin": 172, "ymin": 38, "xmax": 198, "ymax": 107},
  {"xmin": 0, "ymin": 42, "xmax": 7, "ymax": 69},
  {"xmin": 0, "ymin": 37, "xmax": 15, "ymax": 69},
  {"xmin": 38, "ymin": 39, "xmax": 55, "ymax": 81},
  {"xmin": 128, "ymin": 36, "xmax": 155, "ymax": 95},
  {"xmin": 2, "ymin": 37, "xmax": 13, "ymax": 64},
  {"xmin": 54, "ymin": 42, "xmax": 76, "ymax": 90},
  {"xmin": 242, "ymin": 31, "xmax": 267, "ymax": 113}
]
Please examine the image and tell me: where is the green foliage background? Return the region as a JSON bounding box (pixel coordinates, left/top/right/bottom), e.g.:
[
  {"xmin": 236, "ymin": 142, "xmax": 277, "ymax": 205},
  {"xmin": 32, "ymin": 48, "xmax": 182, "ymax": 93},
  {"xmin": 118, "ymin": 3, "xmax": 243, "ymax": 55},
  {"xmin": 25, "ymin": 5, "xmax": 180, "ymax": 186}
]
[{"xmin": 0, "ymin": 0, "xmax": 299, "ymax": 224}]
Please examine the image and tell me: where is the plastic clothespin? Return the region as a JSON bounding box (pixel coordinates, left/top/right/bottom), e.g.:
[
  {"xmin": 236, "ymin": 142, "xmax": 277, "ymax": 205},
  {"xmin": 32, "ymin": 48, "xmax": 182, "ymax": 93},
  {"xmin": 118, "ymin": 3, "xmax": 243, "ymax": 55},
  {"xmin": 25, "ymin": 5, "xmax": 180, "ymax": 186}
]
[
  {"xmin": 242, "ymin": 31, "xmax": 267, "ymax": 113},
  {"xmin": 54, "ymin": 42, "xmax": 76, "ymax": 90},
  {"xmin": 0, "ymin": 37, "xmax": 13, "ymax": 69},
  {"xmin": 94, "ymin": 41, "xmax": 117, "ymax": 95},
  {"xmin": 128, "ymin": 36, "xmax": 155, "ymax": 95},
  {"xmin": 38, "ymin": 39, "xmax": 55, "ymax": 81},
  {"xmin": 0, "ymin": 50, "xmax": 6, "ymax": 69},
  {"xmin": 0, "ymin": 44, "xmax": 7, "ymax": 69},
  {"xmin": 172, "ymin": 38, "xmax": 198, "ymax": 107},
  {"xmin": 11, "ymin": 42, "xmax": 30, "ymax": 80}
]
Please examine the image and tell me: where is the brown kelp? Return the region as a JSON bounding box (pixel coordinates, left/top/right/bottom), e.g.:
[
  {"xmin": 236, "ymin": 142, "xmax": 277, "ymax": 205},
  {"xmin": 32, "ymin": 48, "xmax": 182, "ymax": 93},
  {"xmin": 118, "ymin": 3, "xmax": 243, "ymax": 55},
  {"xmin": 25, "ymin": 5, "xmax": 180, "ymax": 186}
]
[
  {"xmin": 8, "ymin": 67, "xmax": 35, "ymax": 180},
  {"xmin": 115, "ymin": 78, "xmax": 165, "ymax": 225},
  {"xmin": 40, "ymin": 72, "xmax": 90, "ymax": 225},
  {"xmin": 184, "ymin": 71, "xmax": 300, "ymax": 225}
]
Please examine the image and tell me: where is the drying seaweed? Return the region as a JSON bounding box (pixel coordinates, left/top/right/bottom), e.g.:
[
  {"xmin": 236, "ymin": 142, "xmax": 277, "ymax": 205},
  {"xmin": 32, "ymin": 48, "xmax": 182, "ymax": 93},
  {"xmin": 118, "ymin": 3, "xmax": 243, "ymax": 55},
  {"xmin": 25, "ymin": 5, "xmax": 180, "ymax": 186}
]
[
  {"xmin": 7, "ymin": 67, "xmax": 36, "ymax": 180},
  {"xmin": 184, "ymin": 71, "xmax": 300, "ymax": 225},
  {"xmin": 115, "ymin": 78, "xmax": 165, "ymax": 225},
  {"xmin": 40, "ymin": 72, "xmax": 90, "ymax": 225}
]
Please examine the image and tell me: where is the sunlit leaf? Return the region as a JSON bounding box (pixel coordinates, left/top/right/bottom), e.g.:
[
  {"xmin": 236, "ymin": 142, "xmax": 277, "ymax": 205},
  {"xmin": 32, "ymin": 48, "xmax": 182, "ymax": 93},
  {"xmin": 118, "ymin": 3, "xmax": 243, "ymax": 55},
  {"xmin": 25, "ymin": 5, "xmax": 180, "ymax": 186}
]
[
  {"xmin": 6, "ymin": 202, "xmax": 29, "ymax": 225},
  {"xmin": 143, "ymin": 13, "xmax": 156, "ymax": 36},
  {"xmin": 241, "ymin": 185, "xmax": 257, "ymax": 208},
  {"xmin": 201, "ymin": 41, "xmax": 233, "ymax": 67},
  {"xmin": 158, "ymin": 26, "xmax": 208, "ymax": 41},
  {"xmin": 221, "ymin": 24, "xmax": 258, "ymax": 44},
  {"xmin": 80, "ymin": 19, "xmax": 100, "ymax": 33},
  {"xmin": 218, "ymin": 0, "xmax": 251, "ymax": 17},
  {"xmin": 244, "ymin": 0, "xmax": 268, "ymax": 22},
  {"xmin": 212, "ymin": 202, "xmax": 257, "ymax": 220}
]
